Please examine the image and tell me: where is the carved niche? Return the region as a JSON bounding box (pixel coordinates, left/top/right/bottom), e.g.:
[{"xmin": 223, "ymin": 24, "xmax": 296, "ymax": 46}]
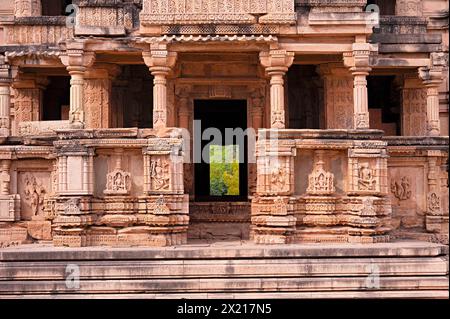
[
  {"xmin": 402, "ymin": 87, "xmax": 427, "ymax": 136},
  {"xmin": 104, "ymin": 169, "xmax": 131, "ymax": 195},
  {"xmin": 307, "ymin": 151, "xmax": 335, "ymax": 196}
]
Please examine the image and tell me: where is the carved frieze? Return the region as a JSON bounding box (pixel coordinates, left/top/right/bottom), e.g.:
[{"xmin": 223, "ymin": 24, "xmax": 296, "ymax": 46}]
[{"xmin": 140, "ymin": 0, "xmax": 296, "ymax": 27}]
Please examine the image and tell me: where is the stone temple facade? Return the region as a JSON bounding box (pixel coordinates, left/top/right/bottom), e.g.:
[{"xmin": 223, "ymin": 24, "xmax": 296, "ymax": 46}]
[{"xmin": 0, "ymin": 0, "xmax": 448, "ymax": 251}]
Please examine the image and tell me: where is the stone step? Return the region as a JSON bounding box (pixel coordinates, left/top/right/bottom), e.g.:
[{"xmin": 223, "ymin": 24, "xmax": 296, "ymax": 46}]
[
  {"xmin": 0, "ymin": 290, "xmax": 448, "ymax": 299},
  {"xmin": 1, "ymin": 276, "xmax": 448, "ymax": 295},
  {"xmin": 0, "ymin": 241, "xmax": 448, "ymax": 298},
  {"xmin": 0, "ymin": 257, "xmax": 447, "ymax": 280}
]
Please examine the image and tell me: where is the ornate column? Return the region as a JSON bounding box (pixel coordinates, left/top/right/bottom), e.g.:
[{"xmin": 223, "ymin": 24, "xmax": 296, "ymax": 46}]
[
  {"xmin": 344, "ymin": 43, "xmax": 372, "ymax": 129},
  {"xmin": 259, "ymin": 50, "xmax": 294, "ymax": 129},
  {"xmin": 0, "ymin": 57, "xmax": 12, "ymax": 137},
  {"xmin": 419, "ymin": 54, "xmax": 444, "ymax": 136},
  {"xmin": 60, "ymin": 42, "xmax": 95, "ymax": 125},
  {"xmin": 143, "ymin": 43, "xmax": 177, "ymax": 129}
]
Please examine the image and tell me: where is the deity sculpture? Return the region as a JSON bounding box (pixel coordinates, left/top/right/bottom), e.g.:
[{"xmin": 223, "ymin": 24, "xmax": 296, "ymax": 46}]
[{"xmin": 358, "ymin": 164, "xmax": 376, "ymax": 191}]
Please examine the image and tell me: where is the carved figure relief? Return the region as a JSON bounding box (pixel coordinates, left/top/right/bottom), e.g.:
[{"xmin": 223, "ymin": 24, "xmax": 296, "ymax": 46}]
[
  {"xmin": 427, "ymin": 192, "xmax": 440, "ymax": 215},
  {"xmin": 307, "ymin": 151, "xmax": 335, "ymax": 195},
  {"xmin": 150, "ymin": 158, "xmax": 170, "ymax": 191},
  {"xmin": 104, "ymin": 169, "xmax": 131, "ymax": 195},
  {"xmin": 23, "ymin": 174, "xmax": 46, "ymax": 217},
  {"xmin": 358, "ymin": 164, "xmax": 376, "ymax": 191},
  {"xmin": 391, "ymin": 176, "xmax": 412, "ymax": 200},
  {"xmin": 271, "ymin": 165, "xmax": 287, "ymax": 191},
  {"xmin": 396, "ymin": 0, "xmax": 423, "ymax": 16}
]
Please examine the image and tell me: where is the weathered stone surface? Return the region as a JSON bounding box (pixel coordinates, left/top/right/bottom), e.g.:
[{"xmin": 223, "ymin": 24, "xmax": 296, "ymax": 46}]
[{"xmin": 26, "ymin": 220, "xmax": 51, "ymax": 241}]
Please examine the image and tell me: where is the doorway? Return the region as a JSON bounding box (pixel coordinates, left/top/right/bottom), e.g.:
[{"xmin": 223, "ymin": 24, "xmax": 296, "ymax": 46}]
[{"xmin": 194, "ymin": 100, "xmax": 248, "ymax": 202}]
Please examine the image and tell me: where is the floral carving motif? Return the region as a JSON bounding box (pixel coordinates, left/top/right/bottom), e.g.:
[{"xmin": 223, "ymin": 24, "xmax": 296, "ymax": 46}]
[
  {"xmin": 23, "ymin": 174, "xmax": 46, "ymax": 217},
  {"xmin": 390, "ymin": 176, "xmax": 412, "ymax": 200}
]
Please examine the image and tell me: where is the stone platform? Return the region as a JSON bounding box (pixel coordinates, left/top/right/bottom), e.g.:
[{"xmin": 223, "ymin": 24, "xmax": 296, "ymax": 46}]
[{"xmin": 0, "ymin": 241, "xmax": 448, "ymax": 299}]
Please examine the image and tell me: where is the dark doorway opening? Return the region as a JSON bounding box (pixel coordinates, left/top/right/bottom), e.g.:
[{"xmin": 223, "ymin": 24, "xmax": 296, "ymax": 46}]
[
  {"xmin": 42, "ymin": 76, "xmax": 70, "ymax": 121},
  {"xmin": 287, "ymin": 65, "xmax": 324, "ymax": 129},
  {"xmin": 41, "ymin": 0, "xmax": 72, "ymax": 16},
  {"xmin": 368, "ymin": 75, "xmax": 401, "ymax": 136},
  {"xmin": 194, "ymin": 100, "xmax": 248, "ymax": 202}
]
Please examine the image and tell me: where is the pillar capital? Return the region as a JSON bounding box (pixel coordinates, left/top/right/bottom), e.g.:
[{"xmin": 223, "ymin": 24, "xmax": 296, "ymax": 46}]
[
  {"xmin": 142, "ymin": 46, "xmax": 178, "ymax": 75},
  {"xmin": 60, "ymin": 42, "xmax": 96, "ymax": 74},
  {"xmin": 259, "ymin": 50, "xmax": 294, "ymax": 74}
]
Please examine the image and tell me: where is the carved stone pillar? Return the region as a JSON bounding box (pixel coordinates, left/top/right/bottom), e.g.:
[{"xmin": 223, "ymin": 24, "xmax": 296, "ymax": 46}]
[
  {"xmin": 14, "ymin": 0, "xmax": 41, "ymax": 17},
  {"xmin": 0, "ymin": 58, "xmax": 12, "ymax": 137},
  {"xmin": 318, "ymin": 64, "xmax": 354, "ymax": 129},
  {"xmin": 60, "ymin": 43, "xmax": 95, "ymax": 125},
  {"xmin": 143, "ymin": 44, "xmax": 177, "ymax": 129},
  {"xmin": 344, "ymin": 43, "xmax": 372, "ymax": 129},
  {"xmin": 84, "ymin": 64, "xmax": 120, "ymax": 129},
  {"xmin": 402, "ymin": 74, "xmax": 428, "ymax": 136},
  {"xmin": 259, "ymin": 50, "xmax": 294, "ymax": 129},
  {"xmin": 419, "ymin": 62, "xmax": 443, "ymax": 136}
]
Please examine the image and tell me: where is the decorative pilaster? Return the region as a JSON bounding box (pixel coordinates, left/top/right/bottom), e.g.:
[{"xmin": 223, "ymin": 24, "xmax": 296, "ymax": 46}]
[
  {"xmin": 419, "ymin": 54, "xmax": 444, "ymax": 136},
  {"xmin": 344, "ymin": 43, "xmax": 372, "ymax": 129},
  {"xmin": 0, "ymin": 156, "xmax": 20, "ymax": 222},
  {"xmin": 14, "ymin": 0, "xmax": 41, "ymax": 17},
  {"xmin": 259, "ymin": 50, "xmax": 294, "ymax": 129},
  {"xmin": 60, "ymin": 42, "xmax": 96, "ymax": 125},
  {"xmin": 12, "ymin": 75, "xmax": 48, "ymax": 133},
  {"xmin": 252, "ymin": 131, "xmax": 297, "ymax": 244},
  {"xmin": 143, "ymin": 44, "xmax": 177, "ymax": 129},
  {"xmin": 84, "ymin": 64, "xmax": 120, "ymax": 129},
  {"xmin": 317, "ymin": 64, "xmax": 354, "ymax": 129},
  {"xmin": 0, "ymin": 57, "xmax": 12, "ymax": 137},
  {"xmin": 401, "ymin": 74, "xmax": 428, "ymax": 136}
]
